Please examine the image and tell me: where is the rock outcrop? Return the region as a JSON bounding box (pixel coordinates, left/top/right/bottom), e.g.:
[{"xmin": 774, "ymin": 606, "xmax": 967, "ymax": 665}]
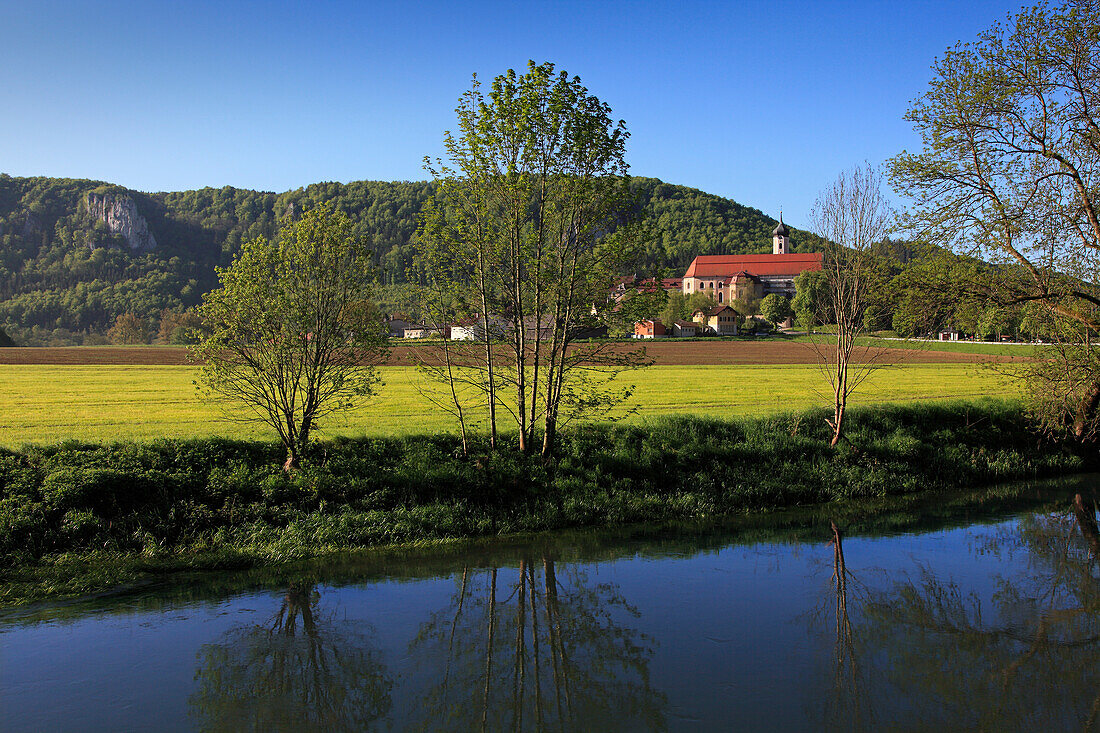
[
  {"xmin": 21, "ymin": 212, "xmax": 41, "ymax": 238},
  {"xmin": 84, "ymin": 192, "xmax": 157, "ymax": 251}
]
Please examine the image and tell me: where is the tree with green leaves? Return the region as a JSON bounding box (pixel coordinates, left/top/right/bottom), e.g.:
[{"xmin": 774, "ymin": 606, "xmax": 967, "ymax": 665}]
[
  {"xmin": 107, "ymin": 313, "xmax": 149, "ymax": 344},
  {"xmin": 193, "ymin": 204, "xmax": 388, "ymax": 470},
  {"xmin": 417, "ymin": 61, "xmax": 647, "ymax": 457},
  {"xmin": 792, "ymin": 270, "xmax": 829, "ymax": 333},
  {"xmin": 157, "ymin": 308, "xmax": 204, "ymax": 344},
  {"xmin": 759, "ymin": 293, "xmax": 793, "ymax": 329},
  {"xmin": 658, "ymin": 289, "xmax": 688, "ymax": 328},
  {"xmin": 888, "ymin": 0, "xmax": 1100, "ymax": 440}
]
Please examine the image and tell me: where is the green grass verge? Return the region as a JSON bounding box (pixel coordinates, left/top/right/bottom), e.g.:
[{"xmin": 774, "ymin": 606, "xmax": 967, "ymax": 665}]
[
  {"xmin": 0, "ymin": 399, "xmax": 1088, "ymax": 606},
  {"xmin": 0, "ymin": 363, "xmax": 1019, "ymax": 446},
  {"xmin": 785, "ymin": 333, "xmax": 1044, "ymax": 356}
]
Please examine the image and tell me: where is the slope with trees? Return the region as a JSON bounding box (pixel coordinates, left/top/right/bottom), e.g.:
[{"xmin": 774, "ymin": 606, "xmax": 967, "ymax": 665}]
[{"xmin": 0, "ymin": 173, "xmax": 812, "ymax": 343}]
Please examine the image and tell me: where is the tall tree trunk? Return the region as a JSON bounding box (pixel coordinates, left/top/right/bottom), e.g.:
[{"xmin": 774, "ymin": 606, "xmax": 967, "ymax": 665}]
[
  {"xmin": 829, "ymin": 330, "xmax": 849, "ymax": 447},
  {"xmin": 512, "ymin": 206, "xmax": 529, "ymax": 454},
  {"xmin": 478, "ymin": 261, "xmax": 498, "ymax": 450},
  {"xmin": 541, "ymin": 241, "xmax": 580, "ymax": 459},
  {"xmin": 284, "ymin": 424, "xmax": 309, "ymax": 472},
  {"xmin": 542, "ymin": 416, "xmax": 557, "ymax": 459},
  {"xmin": 443, "ymin": 339, "xmax": 469, "ymax": 458}
]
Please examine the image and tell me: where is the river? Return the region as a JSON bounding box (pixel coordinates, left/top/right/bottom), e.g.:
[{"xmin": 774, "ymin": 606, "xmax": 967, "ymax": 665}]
[{"xmin": 2, "ymin": 475, "xmax": 1098, "ymax": 731}]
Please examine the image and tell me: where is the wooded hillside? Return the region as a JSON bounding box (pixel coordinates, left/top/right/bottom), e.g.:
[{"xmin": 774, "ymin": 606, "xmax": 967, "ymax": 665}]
[{"xmin": 0, "ymin": 174, "xmax": 818, "ymax": 342}]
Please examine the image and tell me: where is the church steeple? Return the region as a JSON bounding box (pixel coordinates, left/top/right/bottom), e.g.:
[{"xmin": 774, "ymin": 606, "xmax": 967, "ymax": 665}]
[{"xmin": 772, "ymin": 212, "xmax": 790, "ymax": 254}]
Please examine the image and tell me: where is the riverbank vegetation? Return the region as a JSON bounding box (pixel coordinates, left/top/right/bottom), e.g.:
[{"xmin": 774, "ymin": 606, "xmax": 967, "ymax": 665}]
[{"xmin": 0, "ymin": 399, "xmax": 1088, "ymax": 605}]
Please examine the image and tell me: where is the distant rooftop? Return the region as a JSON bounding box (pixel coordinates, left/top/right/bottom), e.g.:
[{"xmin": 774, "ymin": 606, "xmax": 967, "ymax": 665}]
[{"xmin": 684, "ymin": 253, "xmax": 822, "ymax": 278}]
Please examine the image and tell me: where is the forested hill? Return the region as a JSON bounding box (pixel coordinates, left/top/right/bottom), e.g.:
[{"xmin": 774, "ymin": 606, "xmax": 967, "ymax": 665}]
[{"xmin": 0, "ymin": 174, "xmax": 818, "ymax": 342}]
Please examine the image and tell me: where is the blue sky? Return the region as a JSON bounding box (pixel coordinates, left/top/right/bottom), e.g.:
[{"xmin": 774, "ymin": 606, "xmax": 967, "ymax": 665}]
[{"xmin": 0, "ymin": 0, "xmax": 1023, "ymax": 228}]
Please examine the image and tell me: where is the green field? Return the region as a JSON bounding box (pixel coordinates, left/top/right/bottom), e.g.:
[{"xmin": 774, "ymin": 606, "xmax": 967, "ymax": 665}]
[
  {"xmin": 860, "ymin": 337, "xmax": 1042, "ymax": 356},
  {"xmin": 0, "ymin": 363, "xmax": 1020, "ymax": 447},
  {"xmin": 785, "ymin": 334, "xmax": 1043, "ymax": 357}
]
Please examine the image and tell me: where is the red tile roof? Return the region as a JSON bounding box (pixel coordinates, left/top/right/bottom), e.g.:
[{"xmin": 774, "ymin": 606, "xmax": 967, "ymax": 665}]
[
  {"xmin": 684, "ymin": 253, "xmax": 822, "ymax": 278},
  {"xmin": 693, "ymin": 305, "xmax": 735, "ymax": 318}
]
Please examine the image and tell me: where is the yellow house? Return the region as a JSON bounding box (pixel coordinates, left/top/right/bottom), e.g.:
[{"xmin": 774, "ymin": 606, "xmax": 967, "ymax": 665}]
[{"xmin": 692, "ymin": 305, "xmax": 740, "ymax": 335}]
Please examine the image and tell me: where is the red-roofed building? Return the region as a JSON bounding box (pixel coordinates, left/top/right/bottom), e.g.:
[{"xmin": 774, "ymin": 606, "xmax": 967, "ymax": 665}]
[
  {"xmin": 611, "ymin": 276, "xmax": 684, "ymax": 303},
  {"xmin": 682, "ymin": 218, "xmax": 822, "ymax": 303},
  {"xmin": 634, "ymin": 319, "xmax": 667, "ymax": 339}
]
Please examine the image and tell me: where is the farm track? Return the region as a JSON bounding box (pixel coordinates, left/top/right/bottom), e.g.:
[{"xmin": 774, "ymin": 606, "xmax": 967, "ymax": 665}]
[{"xmin": 0, "ymin": 341, "xmax": 1028, "ymax": 367}]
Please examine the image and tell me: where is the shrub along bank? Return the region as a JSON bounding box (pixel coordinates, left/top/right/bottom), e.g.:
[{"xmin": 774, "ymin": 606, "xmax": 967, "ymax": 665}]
[{"xmin": 0, "ymin": 399, "xmax": 1090, "ymax": 602}]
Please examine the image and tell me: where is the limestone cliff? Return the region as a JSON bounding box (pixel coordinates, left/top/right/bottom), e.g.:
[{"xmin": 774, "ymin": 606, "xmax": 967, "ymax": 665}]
[{"xmin": 84, "ymin": 192, "xmax": 157, "ymax": 251}]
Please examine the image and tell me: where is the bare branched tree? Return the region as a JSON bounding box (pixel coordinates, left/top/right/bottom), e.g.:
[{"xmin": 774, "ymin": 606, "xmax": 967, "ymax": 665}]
[{"xmin": 807, "ymin": 165, "xmax": 892, "ymax": 447}]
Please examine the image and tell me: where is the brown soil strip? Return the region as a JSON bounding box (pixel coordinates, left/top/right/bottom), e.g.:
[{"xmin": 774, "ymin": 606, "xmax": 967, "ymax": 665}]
[{"xmin": 0, "ymin": 341, "xmax": 1026, "ymax": 366}]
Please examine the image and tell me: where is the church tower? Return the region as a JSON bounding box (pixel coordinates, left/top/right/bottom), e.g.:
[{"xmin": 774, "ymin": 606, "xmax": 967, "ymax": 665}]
[{"xmin": 772, "ymin": 214, "xmax": 790, "ymax": 255}]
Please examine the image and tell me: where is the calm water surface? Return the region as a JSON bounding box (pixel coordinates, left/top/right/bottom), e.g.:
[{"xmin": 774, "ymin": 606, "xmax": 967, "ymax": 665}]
[{"xmin": 3, "ymin": 476, "xmax": 1100, "ymax": 731}]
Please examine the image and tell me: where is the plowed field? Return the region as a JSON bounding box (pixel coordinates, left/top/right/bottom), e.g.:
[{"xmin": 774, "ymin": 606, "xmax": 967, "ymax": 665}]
[{"xmin": 0, "ymin": 340, "xmax": 1027, "ymax": 366}]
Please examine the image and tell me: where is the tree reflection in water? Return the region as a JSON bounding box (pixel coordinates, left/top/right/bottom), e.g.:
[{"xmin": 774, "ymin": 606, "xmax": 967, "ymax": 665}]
[
  {"xmin": 824, "ymin": 520, "xmax": 872, "ymax": 730},
  {"xmin": 189, "ymin": 582, "xmax": 392, "ymax": 732},
  {"xmin": 408, "ymin": 556, "xmax": 666, "ymax": 732},
  {"xmin": 817, "ymin": 493, "xmax": 1100, "ymax": 731}
]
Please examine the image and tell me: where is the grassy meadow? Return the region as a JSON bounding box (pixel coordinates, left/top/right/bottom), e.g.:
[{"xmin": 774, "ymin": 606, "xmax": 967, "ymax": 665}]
[
  {"xmin": 859, "ymin": 337, "xmax": 1043, "ymax": 356},
  {"xmin": 0, "ymin": 362, "xmax": 1021, "ymax": 447},
  {"xmin": 784, "ymin": 333, "xmax": 1044, "ymax": 357}
]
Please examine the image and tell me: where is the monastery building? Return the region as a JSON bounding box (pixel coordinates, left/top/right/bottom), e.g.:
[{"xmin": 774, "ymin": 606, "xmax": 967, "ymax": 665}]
[{"xmin": 681, "ymin": 217, "xmax": 822, "ymax": 303}]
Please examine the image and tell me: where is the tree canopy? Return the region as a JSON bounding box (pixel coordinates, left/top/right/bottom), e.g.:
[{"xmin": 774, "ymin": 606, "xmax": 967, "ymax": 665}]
[
  {"xmin": 416, "ymin": 61, "xmax": 649, "ymax": 456},
  {"xmin": 193, "ymin": 203, "xmax": 388, "ymax": 469},
  {"xmin": 888, "ymin": 0, "xmax": 1100, "ymax": 439}
]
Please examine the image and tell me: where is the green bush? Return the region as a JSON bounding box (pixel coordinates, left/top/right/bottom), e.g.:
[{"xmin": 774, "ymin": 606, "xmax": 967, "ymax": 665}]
[{"xmin": 0, "ymin": 400, "xmax": 1090, "ymax": 569}]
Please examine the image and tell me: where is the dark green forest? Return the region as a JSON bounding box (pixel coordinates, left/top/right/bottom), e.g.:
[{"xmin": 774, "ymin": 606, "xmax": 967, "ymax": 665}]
[{"xmin": 0, "ymin": 174, "xmax": 817, "ymax": 344}]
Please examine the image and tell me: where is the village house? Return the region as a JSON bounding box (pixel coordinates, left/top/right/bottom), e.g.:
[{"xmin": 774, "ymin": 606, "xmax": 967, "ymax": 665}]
[
  {"xmin": 692, "ymin": 305, "xmax": 740, "ymax": 335},
  {"xmin": 681, "ymin": 218, "xmax": 823, "ymax": 303},
  {"xmin": 634, "ymin": 319, "xmax": 667, "ymax": 338},
  {"xmin": 386, "ymin": 314, "xmax": 415, "ymax": 338},
  {"xmin": 449, "ymin": 322, "xmax": 482, "ymax": 341},
  {"xmin": 672, "ymin": 320, "xmax": 698, "ymax": 337},
  {"xmin": 449, "ymin": 315, "xmax": 509, "ymax": 341},
  {"xmin": 404, "ymin": 325, "xmax": 449, "ymax": 339}
]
